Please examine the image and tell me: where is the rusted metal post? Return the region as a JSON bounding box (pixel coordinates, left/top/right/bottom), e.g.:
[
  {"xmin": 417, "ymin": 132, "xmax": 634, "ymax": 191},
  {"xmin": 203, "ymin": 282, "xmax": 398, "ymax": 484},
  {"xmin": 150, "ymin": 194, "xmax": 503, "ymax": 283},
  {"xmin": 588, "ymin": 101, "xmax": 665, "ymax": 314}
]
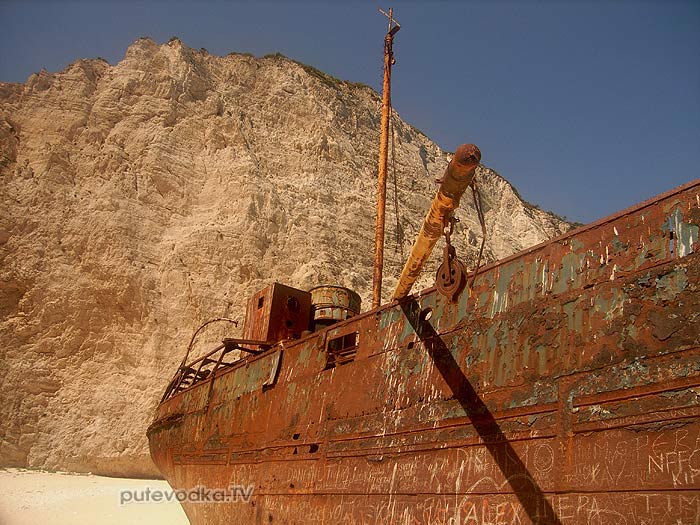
[
  {"xmin": 392, "ymin": 144, "xmax": 481, "ymax": 300},
  {"xmin": 372, "ymin": 9, "xmax": 400, "ymax": 310}
]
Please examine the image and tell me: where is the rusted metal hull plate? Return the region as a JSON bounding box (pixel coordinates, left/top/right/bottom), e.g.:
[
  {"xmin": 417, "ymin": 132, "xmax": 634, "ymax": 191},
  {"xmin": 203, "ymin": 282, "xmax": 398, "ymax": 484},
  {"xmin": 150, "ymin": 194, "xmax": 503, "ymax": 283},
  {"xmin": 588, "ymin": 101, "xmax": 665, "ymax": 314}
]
[{"xmin": 148, "ymin": 181, "xmax": 700, "ymax": 524}]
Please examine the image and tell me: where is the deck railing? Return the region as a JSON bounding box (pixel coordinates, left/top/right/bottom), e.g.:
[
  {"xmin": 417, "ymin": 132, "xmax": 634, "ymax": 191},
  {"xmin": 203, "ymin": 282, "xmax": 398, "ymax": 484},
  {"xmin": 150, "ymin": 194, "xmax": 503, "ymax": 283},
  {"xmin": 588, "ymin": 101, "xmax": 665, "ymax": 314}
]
[{"xmin": 161, "ymin": 337, "xmax": 272, "ymax": 402}]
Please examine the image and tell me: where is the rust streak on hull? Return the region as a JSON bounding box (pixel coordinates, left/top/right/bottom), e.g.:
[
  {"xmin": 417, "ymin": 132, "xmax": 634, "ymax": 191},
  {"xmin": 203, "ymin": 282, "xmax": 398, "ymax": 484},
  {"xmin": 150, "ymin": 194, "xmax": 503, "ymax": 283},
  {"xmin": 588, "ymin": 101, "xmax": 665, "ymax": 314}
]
[{"xmin": 148, "ymin": 181, "xmax": 700, "ymax": 524}]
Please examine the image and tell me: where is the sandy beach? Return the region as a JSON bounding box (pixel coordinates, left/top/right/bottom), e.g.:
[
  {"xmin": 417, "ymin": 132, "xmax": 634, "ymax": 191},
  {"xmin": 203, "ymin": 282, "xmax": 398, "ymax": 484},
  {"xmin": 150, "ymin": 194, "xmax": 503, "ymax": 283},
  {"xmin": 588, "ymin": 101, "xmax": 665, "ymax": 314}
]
[{"xmin": 0, "ymin": 469, "xmax": 189, "ymax": 525}]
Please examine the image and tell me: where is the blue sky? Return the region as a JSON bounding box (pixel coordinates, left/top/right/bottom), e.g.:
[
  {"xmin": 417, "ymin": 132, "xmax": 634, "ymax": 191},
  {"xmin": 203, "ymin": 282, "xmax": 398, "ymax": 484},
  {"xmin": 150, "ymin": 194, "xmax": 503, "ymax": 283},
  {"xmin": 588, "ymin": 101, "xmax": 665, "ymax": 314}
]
[{"xmin": 1, "ymin": 0, "xmax": 698, "ymax": 224}]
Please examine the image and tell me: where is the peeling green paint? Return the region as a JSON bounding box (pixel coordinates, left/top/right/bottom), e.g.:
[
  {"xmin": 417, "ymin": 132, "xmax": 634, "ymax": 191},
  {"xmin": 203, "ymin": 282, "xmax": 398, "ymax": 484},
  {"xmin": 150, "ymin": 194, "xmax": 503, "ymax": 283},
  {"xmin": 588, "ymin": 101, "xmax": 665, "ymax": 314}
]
[
  {"xmin": 478, "ymin": 290, "xmax": 490, "ymax": 312},
  {"xmin": 635, "ymin": 245, "xmax": 650, "ymax": 268},
  {"xmin": 563, "ymin": 299, "xmax": 580, "ymax": 333},
  {"xmin": 593, "ymin": 288, "xmax": 627, "ymax": 321},
  {"xmin": 571, "ymin": 238, "xmax": 585, "ymax": 252},
  {"xmin": 456, "ymin": 288, "xmax": 468, "ymax": 321},
  {"xmin": 297, "ymin": 343, "xmax": 312, "ymax": 365},
  {"xmin": 492, "ymin": 263, "xmax": 516, "ymax": 317},
  {"xmin": 612, "ymin": 236, "xmax": 628, "ymax": 254},
  {"xmin": 654, "ymin": 268, "xmax": 688, "ymax": 302},
  {"xmin": 379, "ymin": 307, "xmax": 401, "ymax": 330},
  {"xmin": 399, "ymin": 314, "xmax": 417, "ymax": 342},
  {"xmin": 670, "ymin": 208, "xmax": 699, "ymax": 258},
  {"xmin": 431, "ymin": 297, "xmax": 446, "ymax": 331},
  {"xmin": 535, "ymin": 345, "xmax": 548, "ymax": 374},
  {"xmin": 486, "ymin": 322, "xmax": 498, "ymax": 352},
  {"xmin": 553, "ymin": 252, "xmax": 585, "ymax": 295}
]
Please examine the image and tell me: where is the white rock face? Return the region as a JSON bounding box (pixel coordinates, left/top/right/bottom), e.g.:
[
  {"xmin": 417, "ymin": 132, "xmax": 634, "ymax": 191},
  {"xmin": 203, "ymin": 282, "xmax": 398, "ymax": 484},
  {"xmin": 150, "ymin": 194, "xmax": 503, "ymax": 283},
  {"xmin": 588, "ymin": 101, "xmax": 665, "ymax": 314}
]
[{"xmin": 0, "ymin": 38, "xmax": 572, "ymax": 477}]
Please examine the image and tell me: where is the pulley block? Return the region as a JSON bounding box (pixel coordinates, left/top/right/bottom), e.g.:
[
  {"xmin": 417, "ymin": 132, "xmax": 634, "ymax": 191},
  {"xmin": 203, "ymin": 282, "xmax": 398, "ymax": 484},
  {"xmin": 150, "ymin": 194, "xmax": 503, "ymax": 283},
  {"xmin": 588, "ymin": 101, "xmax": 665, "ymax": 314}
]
[{"xmin": 435, "ymin": 250, "xmax": 468, "ymax": 302}]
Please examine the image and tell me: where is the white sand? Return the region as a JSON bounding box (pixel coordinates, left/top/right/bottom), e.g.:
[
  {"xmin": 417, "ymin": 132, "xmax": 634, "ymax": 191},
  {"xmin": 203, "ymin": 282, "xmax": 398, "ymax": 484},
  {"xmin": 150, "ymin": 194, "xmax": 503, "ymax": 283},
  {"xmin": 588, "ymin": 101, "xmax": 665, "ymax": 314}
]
[{"xmin": 0, "ymin": 469, "xmax": 189, "ymax": 525}]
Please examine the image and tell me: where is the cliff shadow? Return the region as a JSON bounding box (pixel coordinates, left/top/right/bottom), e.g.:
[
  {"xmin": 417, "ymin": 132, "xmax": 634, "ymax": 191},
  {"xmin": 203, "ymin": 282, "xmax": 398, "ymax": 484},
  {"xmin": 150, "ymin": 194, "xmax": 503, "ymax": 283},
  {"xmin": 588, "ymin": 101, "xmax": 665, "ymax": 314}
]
[{"xmin": 400, "ymin": 298, "xmax": 561, "ymax": 525}]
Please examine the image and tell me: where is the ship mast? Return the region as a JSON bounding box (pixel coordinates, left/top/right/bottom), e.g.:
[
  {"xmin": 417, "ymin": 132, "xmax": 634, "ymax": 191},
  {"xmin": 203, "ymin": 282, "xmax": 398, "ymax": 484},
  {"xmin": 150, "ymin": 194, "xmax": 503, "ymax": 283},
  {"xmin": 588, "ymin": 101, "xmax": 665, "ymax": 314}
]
[{"xmin": 372, "ymin": 8, "xmax": 400, "ymax": 309}]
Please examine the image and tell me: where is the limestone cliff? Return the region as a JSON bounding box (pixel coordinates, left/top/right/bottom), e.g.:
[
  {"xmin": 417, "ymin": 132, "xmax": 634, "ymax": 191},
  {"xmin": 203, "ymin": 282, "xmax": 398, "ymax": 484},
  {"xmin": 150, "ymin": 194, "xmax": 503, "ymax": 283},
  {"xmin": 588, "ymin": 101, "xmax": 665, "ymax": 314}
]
[{"xmin": 0, "ymin": 38, "xmax": 572, "ymax": 477}]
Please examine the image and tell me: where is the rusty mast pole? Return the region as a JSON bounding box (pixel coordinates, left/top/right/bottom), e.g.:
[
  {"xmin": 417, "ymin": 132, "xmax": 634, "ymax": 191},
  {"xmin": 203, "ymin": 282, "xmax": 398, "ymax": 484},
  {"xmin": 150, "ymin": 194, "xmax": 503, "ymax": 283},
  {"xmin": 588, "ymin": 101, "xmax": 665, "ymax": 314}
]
[{"xmin": 372, "ymin": 8, "xmax": 400, "ymax": 309}]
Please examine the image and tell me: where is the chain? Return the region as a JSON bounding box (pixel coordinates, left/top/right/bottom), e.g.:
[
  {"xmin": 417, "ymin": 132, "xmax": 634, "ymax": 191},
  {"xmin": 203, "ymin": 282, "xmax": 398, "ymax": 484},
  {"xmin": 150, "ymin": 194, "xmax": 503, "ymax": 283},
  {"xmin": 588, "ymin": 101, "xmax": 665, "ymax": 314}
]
[{"xmin": 442, "ymin": 215, "xmax": 459, "ymax": 268}]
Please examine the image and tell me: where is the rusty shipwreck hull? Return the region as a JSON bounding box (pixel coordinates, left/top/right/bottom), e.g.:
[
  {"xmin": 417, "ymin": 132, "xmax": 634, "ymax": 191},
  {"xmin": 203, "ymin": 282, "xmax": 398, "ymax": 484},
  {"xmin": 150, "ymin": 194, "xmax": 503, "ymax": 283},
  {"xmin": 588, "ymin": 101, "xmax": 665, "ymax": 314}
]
[{"xmin": 148, "ymin": 181, "xmax": 700, "ymax": 524}]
